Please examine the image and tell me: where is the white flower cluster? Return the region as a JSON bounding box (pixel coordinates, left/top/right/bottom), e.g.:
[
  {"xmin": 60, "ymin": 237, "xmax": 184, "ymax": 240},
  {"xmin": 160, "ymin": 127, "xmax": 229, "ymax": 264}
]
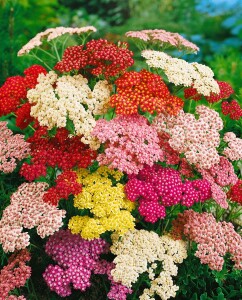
[
  {"xmin": 18, "ymin": 26, "xmax": 97, "ymax": 56},
  {"xmin": 110, "ymin": 230, "xmax": 187, "ymax": 300},
  {"xmin": 141, "ymin": 50, "xmax": 220, "ymax": 96},
  {"xmin": 27, "ymin": 71, "xmax": 111, "ymax": 149}
]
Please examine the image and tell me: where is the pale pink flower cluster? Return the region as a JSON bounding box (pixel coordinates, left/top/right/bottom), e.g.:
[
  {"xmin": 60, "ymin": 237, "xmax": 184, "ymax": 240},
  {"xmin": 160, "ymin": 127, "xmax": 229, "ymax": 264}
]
[
  {"xmin": 18, "ymin": 26, "xmax": 97, "ymax": 56},
  {"xmin": 141, "ymin": 50, "xmax": 220, "ymax": 96},
  {"xmin": 0, "ymin": 122, "xmax": 30, "ymax": 173},
  {"xmin": 0, "ymin": 249, "xmax": 31, "ymax": 300},
  {"xmin": 125, "ymin": 29, "xmax": 199, "ymax": 53},
  {"xmin": 172, "ymin": 210, "xmax": 242, "ymax": 271},
  {"xmin": 152, "ymin": 106, "xmax": 223, "ymax": 169},
  {"xmin": 223, "ymin": 132, "xmax": 242, "ymax": 161},
  {"xmin": 92, "ymin": 115, "xmax": 164, "ymax": 174},
  {"xmin": 28, "ymin": 72, "xmax": 111, "ymax": 149},
  {"xmin": 0, "ymin": 182, "xmax": 66, "ymax": 253},
  {"xmin": 110, "ymin": 229, "xmax": 187, "ymax": 300},
  {"xmin": 199, "ymin": 156, "xmax": 238, "ymax": 208}
]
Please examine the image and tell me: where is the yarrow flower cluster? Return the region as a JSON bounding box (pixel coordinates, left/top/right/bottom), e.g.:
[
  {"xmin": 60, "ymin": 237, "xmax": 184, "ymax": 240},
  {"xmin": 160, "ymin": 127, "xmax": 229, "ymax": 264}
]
[
  {"xmin": 0, "ymin": 249, "xmax": 31, "ymax": 300},
  {"xmin": 0, "ymin": 122, "xmax": 30, "ymax": 173},
  {"xmin": 227, "ymin": 180, "xmax": 242, "ymax": 205},
  {"xmin": 152, "ymin": 105, "xmax": 223, "ymax": 169},
  {"xmin": 0, "ymin": 182, "xmax": 66, "ymax": 252},
  {"xmin": 184, "ymin": 80, "xmax": 234, "ymax": 103},
  {"xmin": 43, "ymin": 230, "xmax": 109, "ymax": 297},
  {"xmin": 110, "ymin": 229, "xmax": 187, "ymax": 299},
  {"xmin": 17, "ymin": 26, "xmax": 97, "ymax": 56},
  {"xmin": 171, "ymin": 210, "xmax": 242, "ymax": 271},
  {"xmin": 142, "ymin": 50, "xmax": 220, "ymax": 96},
  {"xmin": 54, "ymin": 39, "xmax": 134, "ymax": 78},
  {"xmin": 109, "ymin": 69, "xmax": 183, "ymax": 115},
  {"xmin": 125, "ymin": 164, "xmax": 211, "ymax": 223},
  {"xmin": 27, "ymin": 71, "xmax": 111, "ymax": 149},
  {"xmin": 0, "ymin": 65, "xmax": 46, "ymax": 116},
  {"xmin": 125, "ymin": 29, "xmax": 199, "ymax": 53},
  {"xmin": 92, "ymin": 115, "xmax": 164, "ymax": 174},
  {"xmin": 43, "ymin": 170, "xmax": 82, "ymax": 206},
  {"xmin": 223, "ymin": 132, "xmax": 242, "ymax": 161},
  {"xmin": 199, "ymin": 156, "xmax": 238, "ymax": 208},
  {"xmin": 222, "ymin": 100, "xmax": 242, "ymax": 120},
  {"xmin": 68, "ymin": 166, "xmax": 135, "ymax": 239},
  {"xmin": 20, "ymin": 127, "xmax": 96, "ymax": 181}
]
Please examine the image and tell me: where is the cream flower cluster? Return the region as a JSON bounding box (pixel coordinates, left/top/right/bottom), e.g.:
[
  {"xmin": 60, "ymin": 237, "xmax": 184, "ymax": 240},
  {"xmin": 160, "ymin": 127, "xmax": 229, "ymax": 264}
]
[
  {"xmin": 152, "ymin": 105, "xmax": 223, "ymax": 169},
  {"xmin": 141, "ymin": 50, "xmax": 219, "ymax": 96},
  {"xmin": 18, "ymin": 26, "xmax": 97, "ymax": 56},
  {"xmin": 110, "ymin": 230, "xmax": 187, "ymax": 300},
  {"xmin": 27, "ymin": 71, "xmax": 111, "ymax": 149}
]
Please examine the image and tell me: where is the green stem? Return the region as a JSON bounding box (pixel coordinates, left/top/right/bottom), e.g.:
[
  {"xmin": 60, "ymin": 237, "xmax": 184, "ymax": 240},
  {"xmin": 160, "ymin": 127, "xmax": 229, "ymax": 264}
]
[
  {"xmin": 29, "ymin": 53, "xmax": 52, "ymax": 70},
  {"xmin": 52, "ymin": 41, "xmax": 61, "ymax": 61},
  {"xmin": 37, "ymin": 47, "xmax": 57, "ymax": 59}
]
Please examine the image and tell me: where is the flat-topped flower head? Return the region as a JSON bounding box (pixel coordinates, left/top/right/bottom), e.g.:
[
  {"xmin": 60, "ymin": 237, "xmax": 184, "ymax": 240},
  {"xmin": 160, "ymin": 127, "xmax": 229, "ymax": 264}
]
[
  {"xmin": 126, "ymin": 29, "xmax": 199, "ymax": 53},
  {"xmin": 18, "ymin": 26, "xmax": 97, "ymax": 56},
  {"xmin": 142, "ymin": 50, "xmax": 219, "ymax": 96}
]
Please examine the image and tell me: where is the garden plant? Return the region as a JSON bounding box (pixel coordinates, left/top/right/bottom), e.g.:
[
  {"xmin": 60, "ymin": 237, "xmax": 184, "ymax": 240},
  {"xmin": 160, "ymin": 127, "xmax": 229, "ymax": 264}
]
[{"xmin": 0, "ymin": 25, "xmax": 241, "ymax": 300}]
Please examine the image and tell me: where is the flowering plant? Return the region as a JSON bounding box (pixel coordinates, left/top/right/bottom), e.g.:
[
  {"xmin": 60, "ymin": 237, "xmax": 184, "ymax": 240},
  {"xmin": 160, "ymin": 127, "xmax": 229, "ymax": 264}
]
[{"xmin": 0, "ymin": 26, "xmax": 241, "ymax": 300}]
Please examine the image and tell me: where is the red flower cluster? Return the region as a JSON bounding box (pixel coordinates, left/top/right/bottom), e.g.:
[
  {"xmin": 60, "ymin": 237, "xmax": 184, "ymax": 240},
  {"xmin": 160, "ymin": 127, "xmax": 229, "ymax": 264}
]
[
  {"xmin": 110, "ymin": 70, "xmax": 183, "ymax": 115},
  {"xmin": 227, "ymin": 180, "xmax": 242, "ymax": 205},
  {"xmin": 20, "ymin": 128, "xmax": 96, "ymax": 181},
  {"xmin": 184, "ymin": 80, "xmax": 234, "ymax": 103},
  {"xmin": 0, "ymin": 65, "xmax": 46, "ymax": 116},
  {"xmin": 43, "ymin": 171, "xmax": 82, "ymax": 206},
  {"xmin": 221, "ymin": 100, "xmax": 242, "ymax": 120},
  {"xmin": 125, "ymin": 165, "xmax": 211, "ymax": 223},
  {"xmin": 54, "ymin": 39, "xmax": 134, "ymax": 79},
  {"xmin": 15, "ymin": 102, "xmax": 35, "ymax": 129},
  {"xmin": 206, "ymin": 81, "xmax": 234, "ymax": 103}
]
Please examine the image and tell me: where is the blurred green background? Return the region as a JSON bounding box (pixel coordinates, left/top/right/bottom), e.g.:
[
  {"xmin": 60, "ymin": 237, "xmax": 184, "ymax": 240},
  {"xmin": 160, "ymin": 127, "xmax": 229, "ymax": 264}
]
[{"xmin": 0, "ymin": 0, "xmax": 241, "ymax": 93}]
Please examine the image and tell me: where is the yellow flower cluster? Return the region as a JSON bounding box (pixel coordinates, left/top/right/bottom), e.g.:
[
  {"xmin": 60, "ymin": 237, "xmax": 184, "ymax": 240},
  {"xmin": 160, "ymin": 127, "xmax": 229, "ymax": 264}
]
[{"xmin": 68, "ymin": 166, "xmax": 136, "ymax": 239}]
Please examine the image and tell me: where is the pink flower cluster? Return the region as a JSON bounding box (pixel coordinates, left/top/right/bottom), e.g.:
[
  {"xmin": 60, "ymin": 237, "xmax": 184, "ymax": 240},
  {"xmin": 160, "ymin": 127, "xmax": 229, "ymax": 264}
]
[
  {"xmin": 43, "ymin": 230, "xmax": 122, "ymax": 297},
  {"xmin": 0, "ymin": 182, "xmax": 66, "ymax": 252},
  {"xmin": 152, "ymin": 105, "xmax": 223, "ymax": 169},
  {"xmin": 199, "ymin": 157, "xmax": 238, "ymax": 208},
  {"xmin": 125, "ymin": 165, "xmax": 211, "ymax": 223},
  {"xmin": 92, "ymin": 115, "xmax": 164, "ymax": 174},
  {"xmin": 0, "ymin": 121, "xmax": 30, "ymax": 173},
  {"xmin": 0, "ymin": 249, "xmax": 31, "ymax": 300},
  {"xmin": 125, "ymin": 29, "xmax": 199, "ymax": 53},
  {"xmin": 223, "ymin": 132, "xmax": 242, "ymax": 161},
  {"xmin": 93, "ymin": 260, "xmax": 133, "ymax": 300},
  {"xmin": 172, "ymin": 210, "xmax": 242, "ymax": 271}
]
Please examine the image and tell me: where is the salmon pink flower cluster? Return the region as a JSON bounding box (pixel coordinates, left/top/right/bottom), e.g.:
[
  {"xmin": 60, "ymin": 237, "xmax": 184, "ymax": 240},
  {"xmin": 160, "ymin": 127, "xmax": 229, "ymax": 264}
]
[
  {"xmin": 0, "ymin": 26, "xmax": 241, "ymax": 300},
  {"xmin": 0, "ymin": 249, "xmax": 31, "ymax": 300},
  {"xmin": 0, "ymin": 122, "xmax": 30, "ymax": 173},
  {"xmin": 172, "ymin": 210, "xmax": 242, "ymax": 271}
]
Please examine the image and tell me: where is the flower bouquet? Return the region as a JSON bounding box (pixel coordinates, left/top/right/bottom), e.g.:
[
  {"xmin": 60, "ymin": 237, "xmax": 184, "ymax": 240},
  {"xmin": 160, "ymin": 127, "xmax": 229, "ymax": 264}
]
[{"xmin": 0, "ymin": 26, "xmax": 242, "ymax": 300}]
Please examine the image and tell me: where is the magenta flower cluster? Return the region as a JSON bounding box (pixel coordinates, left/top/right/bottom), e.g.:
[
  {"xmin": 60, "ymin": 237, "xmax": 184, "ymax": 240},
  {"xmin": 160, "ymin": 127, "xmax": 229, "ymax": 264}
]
[
  {"xmin": 43, "ymin": 229, "xmax": 130, "ymax": 298},
  {"xmin": 199, "ymin": 156, "xmax": 238, "ymax": 208},
  {"xmin": 172, "ymin": 210, "xmax": 242, "ymax": 271},
  {"xmin": 0, "ymin": 121, "xmax": 30, "ymax": 173},
  {"xmin": 92, "ymin": 115, "xmax": 164, "ymax": 174},
  {"xmin": 0, "ymin": 182, "xmax": 66, "ymax": 253},
  {"xmin": 0, "ymin": 249, "xmax": 31, "ymax": 300},
  {"xmin": 125, "ymin": 165, "xmax": 211, "ymax": 223}
]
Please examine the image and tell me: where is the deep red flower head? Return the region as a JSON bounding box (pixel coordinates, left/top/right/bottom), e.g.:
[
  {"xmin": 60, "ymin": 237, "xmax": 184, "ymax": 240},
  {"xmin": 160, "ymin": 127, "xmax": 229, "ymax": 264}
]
[{"xmin": 221, "ymin": 100, "xmax": 242, "ymax": 120}]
